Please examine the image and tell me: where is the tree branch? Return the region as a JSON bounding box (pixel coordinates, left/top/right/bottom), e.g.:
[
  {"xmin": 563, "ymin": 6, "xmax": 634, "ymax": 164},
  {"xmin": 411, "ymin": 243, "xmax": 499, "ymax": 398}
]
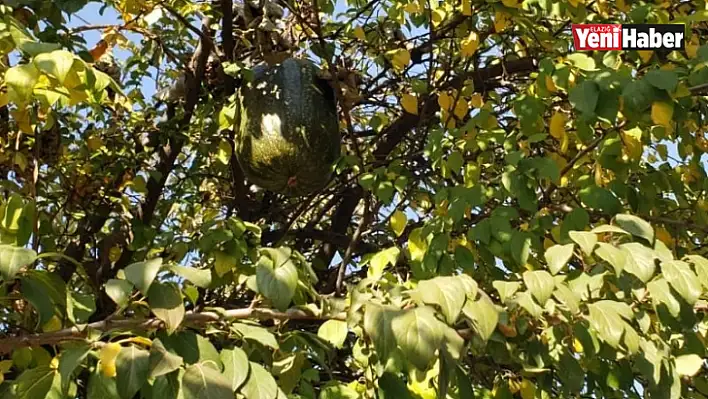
[
  {"xmin": 110, "ymin": 17, "xmax": 213, "ymax": 279},
  {"xmin": 0, "ymin": 307, "xmax": 345, "ymax": 355}
]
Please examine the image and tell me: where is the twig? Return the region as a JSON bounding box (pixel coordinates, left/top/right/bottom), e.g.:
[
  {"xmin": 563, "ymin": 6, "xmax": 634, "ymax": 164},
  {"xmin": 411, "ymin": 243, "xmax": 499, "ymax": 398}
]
[{"xmin": 335, "ymin": 194, "xmax": 371, "ymax": 295}]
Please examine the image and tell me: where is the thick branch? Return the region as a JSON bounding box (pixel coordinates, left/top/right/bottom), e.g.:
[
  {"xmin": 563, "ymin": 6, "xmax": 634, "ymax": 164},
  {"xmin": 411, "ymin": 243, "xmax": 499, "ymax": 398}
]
[
  {"xmin": 0, "ymin": 307, "xmax": 345, "ymax": 355},
  {"xmin": 111, "ymin": 18, "xmax": 213, "ymax": 277}
]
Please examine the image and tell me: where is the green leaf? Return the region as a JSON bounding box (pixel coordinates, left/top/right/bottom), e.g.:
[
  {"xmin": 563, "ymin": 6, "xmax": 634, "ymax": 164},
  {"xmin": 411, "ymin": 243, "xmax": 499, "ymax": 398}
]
[
  {"xmin": 391, "ymin": 306, "xmax": 446, "ymax": 370},
  {"xmin": 317, "ymin": 319, "xmax": 348, "ymax": 349},
  {"xmin": 686, "ymin": 255, "xmax": 708, "ymax": 290},
  {"xmin": 378, "ymin": 372, "xmax": 413, "ymax": 399},
  {"xmin": 256, "ymin": 257, "xmax": 298, "ymax": 311},
  {"xmin": 567, "ymin": 53, "xmax": 596, "ymax": 71},
  {"xmin": 595, "ymin": 243, "xmax": 627, "ymax": 276},
  {"xmin": 320, "ymin": 382, "xmax": 360, "ymax": 399},
  {"xmin": 87, "ymin": 369, "xmax": 120, "ymax": 398},
  {"xmin": 516, "ymin": 291, "xmax": 544, "ymax": 317},
  {"xmin": 569, "ymin": 231, "xmax": 597, "ymax": 256},
  {"xmin": 59, "ymin": 344, "xmax": 91, "ymax": 392},
  {"xmin": 364, "ymin": 303, "xmax": 399, "ymax": 361},
  {"xmin": 580, "ymin": 186, "xmax": 621, "ymax": 214},
  {"xmin": 586, "ymin": 301, "xmax": 633, "ymax": 348},
  {"xmin": 33, "ymin": 50, "xmax": 76, "ymax": 84},
  {"xmin": 661, "ymin": 260, "xmax": 701, "ymax": 305},
  {"xmin": 116, "ymin": 345, "xmax": 150, "ymax": 399},
  {"xmin": 416, "ymin": 275, "xmax": 476, "ymax": 324},
  {"xmin": 216, "ymin": 139, "xmax": 232, "ymax": 165},
  {"xmin": 553, "ymin": 283, "xmax": 580, "ymax": 314},
  {"xmin": 241, "ymin": 362, "xmax": 279, "ymax": 399},
  {"xmin": 569, "ymin": 81, "xmax": 599, "ymax": 114},
  {"xmin": 231, "ymin": 322, "xmax": 279, "ymax": 349},
  {"xmin": 144, "ymin": 371, "xmax": 182, "ymax": 399},
  {"xmin": 614, "ymin": 214, "xmax": 654, "ymax": 243},
  {"xmin": 675, "ymin": 354, "xmax": 704, "ymax": 377},
  {"xmin": 15, "ymin": 366, "xmax": 56, "ymax": 399},
  {"xmin": 511, "ymin": 233, "xmax": 531, "ymax": 266},
  {"xmin": 167, "ymin": 265, "xmax": 212, "ymax": 288},
  {"xmin": 645, "ymin": 69, "xmax": 678, "ymax": 92},
  {"xmin": 148, "ymin": 282, "xmax": 185, "ymax": 334},
  {"xmin": 5, "ymin": 63, "xmax": 40, "ymax": 103},
  {"xmin": 124, "ymin": 258, "xmax": 163, "ymax": 296},
  {"xmin": 67, "ymin": 290, "xmax": 95, "ymax": 324},
  {"xmin": 369, "ymin": 247, "xmax": 400, "ymax": 278},
  {"xmin": 182, "ymin": 363, "xmax": 233, "ymax": 399},
  {"xmin": 493, "ymin": 281, "xmax": 521, "ymax": 303},
  {"xmin": 20, "ymin": 271, "xmax": 66, "ymax": 325},
  {"xmin": 647, "ymin": 278, "xmax": 681, "ymax": 317},
  {"xmin": 213, "ymin": 250, "xmax": 237, "ymax": 278},
  {"xmin": 523, "ymin": 270, "xmax": 555, "ymax": 305},
  {"xmin": 105, "ymin": 279, "xmax": 134, "ymax": 308},
  {"xmin": 590, "ymin": 225, "xmax": 629, "ymax": 235},
  {"xmin": 545, "ymin": 244, "xmax": 574, "ymax": 275},
  {"xmin": 620, "ymin": 243, "xmax": 657, "ymax": 283},
  {"xmin": 558, "ymin": 350, "xmax": 584, "ymax": 393},
  {"xmin": 0, "ymin": 244, "xmax": 37, "ymax": 280},
  {"xmin": 220, "ymin": 347, "xmax": 249, "ymax": 391},
  {"xmin": 462, "ymin": 295, "xmax": 499, "ymax": 342},
  {"xmin": 149, "ymin": 338, "xmax": 184, "ymax": 378}
]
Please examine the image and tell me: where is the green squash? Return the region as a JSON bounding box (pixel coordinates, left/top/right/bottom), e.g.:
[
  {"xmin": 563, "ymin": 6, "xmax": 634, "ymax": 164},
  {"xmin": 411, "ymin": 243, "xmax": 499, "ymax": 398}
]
[{"xmin": 235, "ymin": 58, "xmax": 341, "ymax": 196}]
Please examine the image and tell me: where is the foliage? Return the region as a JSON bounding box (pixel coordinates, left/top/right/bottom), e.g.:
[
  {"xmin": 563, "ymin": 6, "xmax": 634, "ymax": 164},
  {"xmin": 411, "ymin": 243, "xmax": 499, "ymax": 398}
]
[{"xmin": 0, "ymin": 0, "xmax": 707, "ymax": 398}]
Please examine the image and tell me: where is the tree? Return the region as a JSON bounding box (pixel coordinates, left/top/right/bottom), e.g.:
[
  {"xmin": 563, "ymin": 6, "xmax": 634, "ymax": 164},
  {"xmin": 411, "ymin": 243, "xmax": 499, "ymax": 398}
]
[{"xmin": 0, "ymin": 0, "xmax": 707, "ymax": 397}]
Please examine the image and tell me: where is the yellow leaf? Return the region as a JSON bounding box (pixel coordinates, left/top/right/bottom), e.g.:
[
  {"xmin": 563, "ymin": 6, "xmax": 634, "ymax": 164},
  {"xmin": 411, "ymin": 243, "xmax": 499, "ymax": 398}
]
[
  {"xmin": 408, "ymin": 228, "xmax": 428, "ymax": 262},
  {"xmin": 502, "ymin": 0, "xmax": 521, "ymax": 7},
  {"xmin": 387, "ymin": 49, "xmax": 411, "ymax": 72},
  {"xmin": 655, "ymin": 227, "xmax": 673, "ymax": 247},
  {"xmin": 469, "ymin": 93, "xmax": 483, "ymax": 108},
  {"xmin": 0, "ymin": 92, "xmax": 8, "ymax": 108},
  {"xmin": 520, "ymin": 379, "xmax": 537, "ymax": 399},
  {"xmin": 568, "ymin": 0, "xmax": 581, "ymax": 6},
  {"xmin": 390, "ymin": 210, "xmax": 408, "ymax": 237},
  {"xmin": 686, "ymin": 34, "xmax": 699, "ymax": 59},
  {"xmin": 573, "ymin": 338, "xmax": 584, "ymax": 353},
  {"xmin": 353, "ymin": 26, "xmax": 365, "ymax": 40},
  {"xmin": 494, "ymin": 11, "xmax": 510, "ymax": 32},
  {"xmin": 99, "ymin": 343, "xmax": 122, "ymax": 377},
  {"xmin": 42, "ymin": 315, "xmax": 62, "ymax": 332},
  {"xmin": 401, "ymin": 93, "xmax": 418, "ymax": 115},
  {"xmin": 622, "ymin": 127, "xmax": 643, "ymax": 161},
  {"xmin": 14, "ymin": 152, "xmax": 27, "ymax": 172},
  {"xmin": 87, "ymin": 136, "xmax": 104, "ymax": 151},
  {"xmin": 594, "ymin": 162, "xmax": 603, "ymax": 187},
  {"xmin": 549, "ymin": 112, "xmax": 566, "ymax": 139},
  {"xmin": 438, "ymin": 92, "xmax": 453, "ymax": 110},
  {"xmin": 638, "ymin": 50, "xmax": 653, "ymax": 63},
  {"xmin": 404, "ymin": 2, "xmax": 420, "ymax": 14},
  {"xmin": 560, "ymin": 133, "xmax": 569, "ymax": 154},
  {"xmin": 545, "ymin": 75, "xmax": 557, "ymax": 93},
  {"xmin": 108, "ymin": 246, "xmax": 122, "ymax": 263},
  {"xmin": 616, "ymin": 0, "xmax": 629, "ymax": 11},
  {"xmin": 431, "ymin": 8, "xmax": 446, "ymax": 27},
  {"xmin": 453, "ymin": 98, "xmax": 468, "ymax": 119},
  {"xmin": 11, "ymin": 109, "xmax": 33, "ymax": 134},
  {"xmin": 460, "ymin": 31, "xmax": 479, "ymax": 58},
  {"xmin": 543, "ymin": 237, "xmax": 555, "ymax": 250},
  {"xmin": 651, "ymin": 101, "xmax": 673, "ymax": 127},
  {"xmin": 462, "ymin": 0, "xmax": 472, "ymax": 15}
]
